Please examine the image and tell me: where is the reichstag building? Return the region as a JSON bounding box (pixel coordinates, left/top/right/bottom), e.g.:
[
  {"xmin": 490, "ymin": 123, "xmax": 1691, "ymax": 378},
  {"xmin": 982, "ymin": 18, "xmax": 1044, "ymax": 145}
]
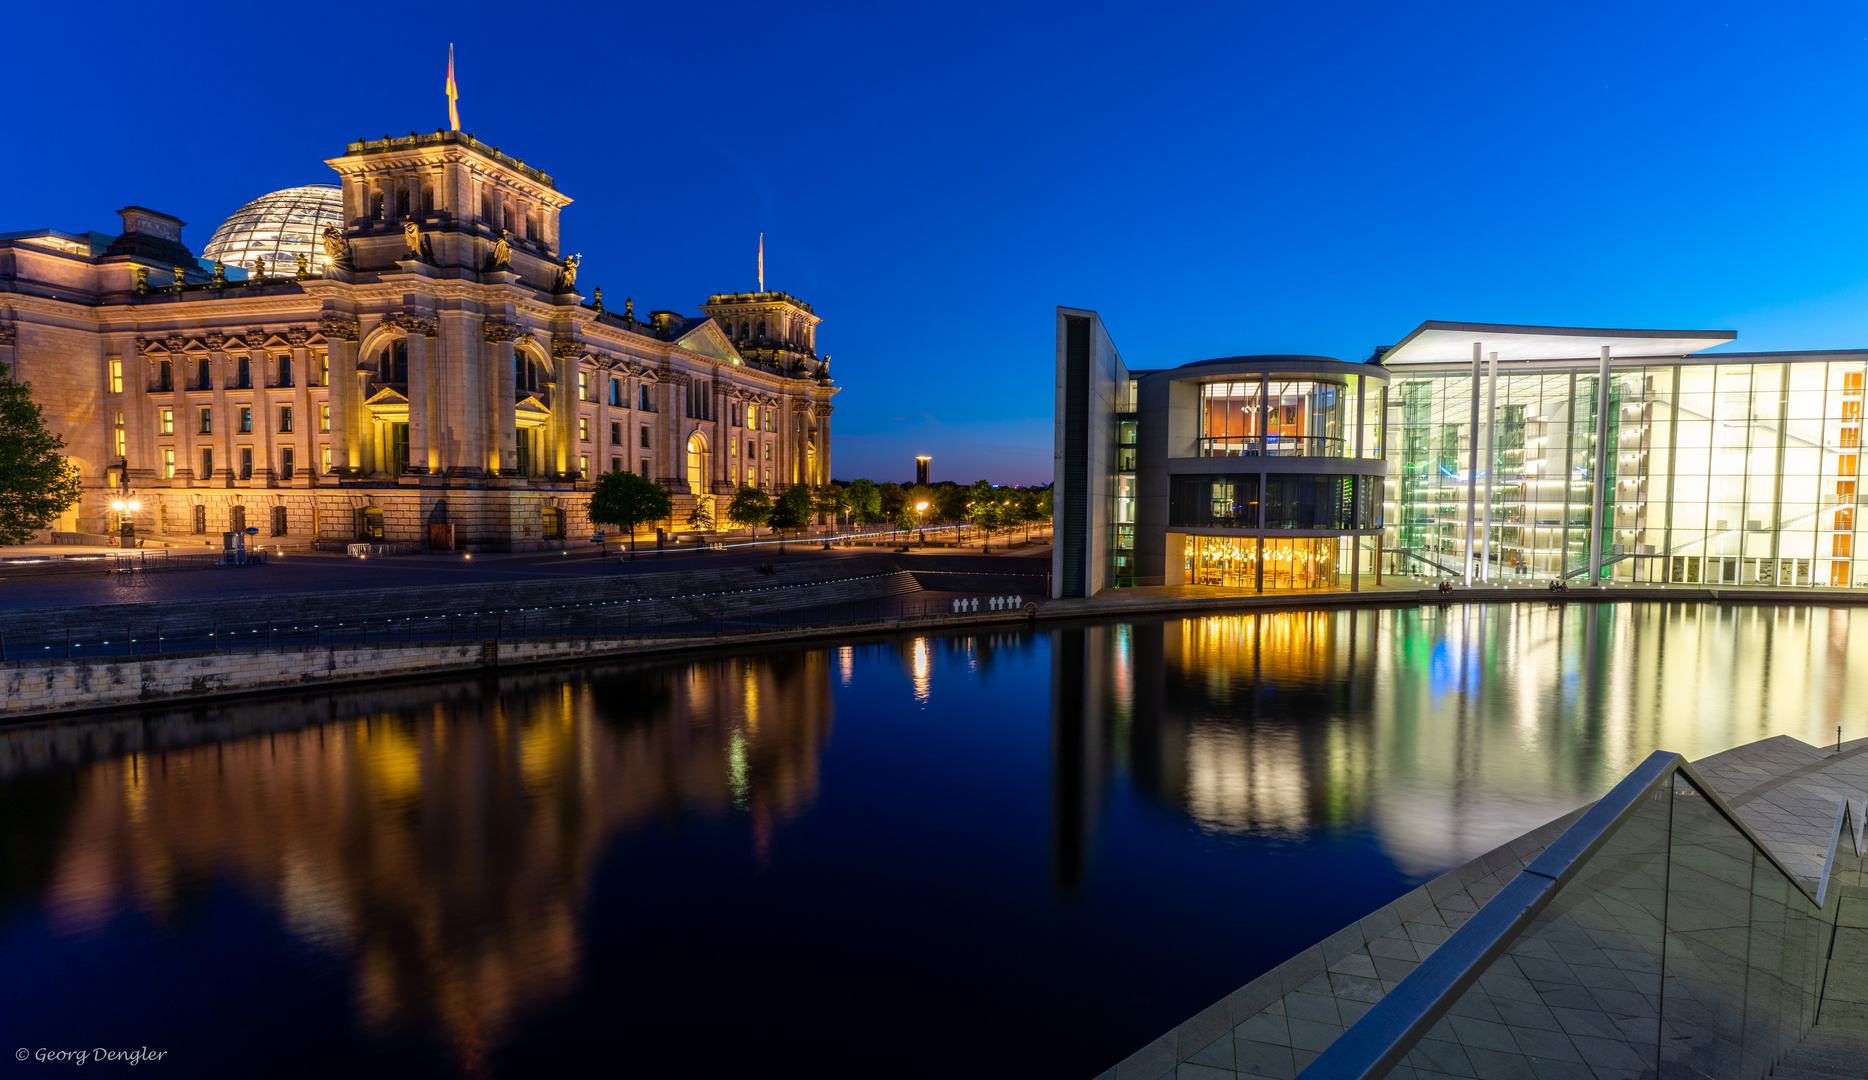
[{"xmin": 0, "ymin": 127, "xmax": 837, "ymax": 549}]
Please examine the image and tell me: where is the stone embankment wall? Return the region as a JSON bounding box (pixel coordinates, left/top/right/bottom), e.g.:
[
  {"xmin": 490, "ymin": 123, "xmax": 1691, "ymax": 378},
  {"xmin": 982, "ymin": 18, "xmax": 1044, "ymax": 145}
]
[
  {"xmin": 0, "ymin": 609, "xmax": 1042, "ymax": 720},
  {"xmin": 1, "ymin": 554, "xmax": 910, "ymax": 642}
]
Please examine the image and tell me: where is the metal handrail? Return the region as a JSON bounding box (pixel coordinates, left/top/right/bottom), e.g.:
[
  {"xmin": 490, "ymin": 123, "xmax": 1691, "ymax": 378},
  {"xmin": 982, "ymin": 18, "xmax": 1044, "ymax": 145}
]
[{"xmin": 1299, "ymin": 749, "xmax": 1859, "ymax": 1079}]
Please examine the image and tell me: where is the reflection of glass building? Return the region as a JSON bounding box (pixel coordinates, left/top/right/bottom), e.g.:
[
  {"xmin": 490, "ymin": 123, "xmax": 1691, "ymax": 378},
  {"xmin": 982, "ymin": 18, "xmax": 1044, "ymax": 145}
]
[
  {"xmin": 1057, "ymin": 312, "xmax": 1868, "ymax": 592},
  {"xmin": 1053, "ymin": 308, "xmax": 1387, "ymax": 594},
  {"xmin": 1375, "ymin": 321, "xmax": 1868, "ymax": 587}
]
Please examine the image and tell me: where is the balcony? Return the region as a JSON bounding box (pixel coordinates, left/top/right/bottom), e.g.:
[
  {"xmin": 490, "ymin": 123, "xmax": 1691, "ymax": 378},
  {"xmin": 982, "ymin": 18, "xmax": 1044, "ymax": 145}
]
[{"xmin": 1199, "ymin": 435, "xmax": 1345, "ymax": 458}]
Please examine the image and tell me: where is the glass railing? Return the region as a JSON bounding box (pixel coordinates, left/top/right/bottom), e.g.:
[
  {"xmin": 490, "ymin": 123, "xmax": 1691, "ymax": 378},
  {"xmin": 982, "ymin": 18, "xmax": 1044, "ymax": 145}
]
[
  {"xmin": 1300, "ymin": 749, "xmax": 1862, "ymax": 1079},
  {"xmin": 1199, "ymin": 435, "xmax": 1346, "ymax": 458}
]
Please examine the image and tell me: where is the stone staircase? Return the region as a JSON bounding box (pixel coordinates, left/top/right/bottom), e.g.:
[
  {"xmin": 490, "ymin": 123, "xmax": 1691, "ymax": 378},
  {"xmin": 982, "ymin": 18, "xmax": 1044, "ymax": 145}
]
[{"xmin": 1770, "ymin": 1028, "xmax": 1868, "ymax": 1078}]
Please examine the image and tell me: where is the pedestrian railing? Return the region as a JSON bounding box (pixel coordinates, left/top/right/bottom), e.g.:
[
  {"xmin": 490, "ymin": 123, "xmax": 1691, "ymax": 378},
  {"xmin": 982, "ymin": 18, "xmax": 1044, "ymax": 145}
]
[
  {"xmin": 1301, "ymin": 750, "xmax": 1863, "ymax": 1079},
  {"xmin": 0, "ymin": 591, "xmax": 1043, "ymax": 662}
]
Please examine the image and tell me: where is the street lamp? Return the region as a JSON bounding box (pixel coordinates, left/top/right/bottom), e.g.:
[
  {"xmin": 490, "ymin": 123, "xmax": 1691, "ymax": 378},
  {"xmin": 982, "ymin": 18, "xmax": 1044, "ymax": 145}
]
[{"xmin": 915, "ymin": 501, "xmax": 928, "ymax": 546}]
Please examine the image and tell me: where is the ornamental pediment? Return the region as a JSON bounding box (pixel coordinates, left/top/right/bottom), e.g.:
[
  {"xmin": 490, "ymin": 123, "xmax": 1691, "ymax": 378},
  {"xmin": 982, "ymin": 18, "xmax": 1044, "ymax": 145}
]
[
  {"xmin": 672, "ymin": 318, "xmax": 742, "ymax": 364},
  {"xmin": 363, "ymin": 386, "xmax": 409, "ymax": 407},
  {"xmin": 515, "ymin": 394, "xmax": 551, "ymax": 428}
]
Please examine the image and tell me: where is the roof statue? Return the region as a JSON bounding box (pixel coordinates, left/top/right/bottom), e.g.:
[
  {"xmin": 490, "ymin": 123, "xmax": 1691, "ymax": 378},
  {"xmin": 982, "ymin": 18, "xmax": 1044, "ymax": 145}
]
[
  {"xmin": 489, "ymin": 230, "xmax": 511, "ymax": 268},
  {"xmin": 558, "ymin": 253, "xmax": 579, "ymax": 292},
  {"xmin": 404, "ymin": 220, "xmax": 422, "ymax": 258}
]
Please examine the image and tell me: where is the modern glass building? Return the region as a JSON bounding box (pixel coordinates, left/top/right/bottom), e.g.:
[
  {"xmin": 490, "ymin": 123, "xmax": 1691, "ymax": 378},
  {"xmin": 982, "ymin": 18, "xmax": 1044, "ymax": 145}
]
[
  {"xmin": 1057, "ymin": 312, "xmax": 1868, "ymax": 595},
  {"xmin": 1053, "ymin": 309, "xmax": 1386, "ymax": 595},
  {"xmin": 1378, "ymin": 321, "xmax": 1868, "ymax": 588}
]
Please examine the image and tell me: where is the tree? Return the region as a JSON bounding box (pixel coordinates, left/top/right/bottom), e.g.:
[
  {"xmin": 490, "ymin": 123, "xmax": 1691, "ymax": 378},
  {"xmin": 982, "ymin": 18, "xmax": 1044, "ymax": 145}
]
[
  {"xmin": 0, "ymin": 362, "xmax": 82, "ymax": 545},
  {"xmin": 934, "ymin": 482, "xmax": 969, "ymax": 529},
  {"xmin": 846, "ymin": 478, "xmax": 881, "ymax": 525},
  {"xmin": 878, "ymin": 481, "xmax": 908, "ymax": 521},
  {"xmin": 814, "ymin": 481, "xmax": 848, "ymax": 530},
  {"xmin": 685, "ymin": 497, "xmax": 715, "ymax": 533},
  {"xmin": 905, "ymin": 484, "xmax": 935, "ymax": 543},
  {"xmin": 966, "ymin": 479, "xmax": 1003, "ymax": 552},
  {"xmin": 725, "ymin": 485, "xmax": 772, "ymax": 537},
  {"xmin": 588, "ymin": 470, "xmax": 673, "ymax": 558},
  {"xmin": 1013, "ymin": 486, "xmax": 1044, "ymax": 541},
  {"xmin": 771, "ymin": 484, "xmax": 815, "ymax": 552},
  {"xmin": 891, "ymin": 500, "xmax": 918, "ymax": 543}
]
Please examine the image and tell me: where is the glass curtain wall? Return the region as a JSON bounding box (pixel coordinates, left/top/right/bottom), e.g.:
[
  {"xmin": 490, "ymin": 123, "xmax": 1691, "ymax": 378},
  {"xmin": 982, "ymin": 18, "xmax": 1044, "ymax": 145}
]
[
  {"xmin": 1384, "ymin": 358, "xmax": 1868, "ymax": 587},
  {"xmin": 1182, "ymin": 535, "xmax": 1338, "ymax": 590}
]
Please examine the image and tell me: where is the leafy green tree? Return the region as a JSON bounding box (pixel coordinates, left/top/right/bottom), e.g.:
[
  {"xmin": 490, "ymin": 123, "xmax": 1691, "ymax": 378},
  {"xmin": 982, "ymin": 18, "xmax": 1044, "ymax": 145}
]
[
  {"xmin": 934, "ymin": 482, "xmax": 969, "ymax": 528},
  {"xmin": 846, "ymin": 478, "xmax": 881, "ymax": 525},
  {"xmin": 685, "ymin": 497, "xmax": 715, "ymax": 533},
  {"xmin": 725, "ymin": 485, "xmax": 772, "ymax": 537},
  {"xmin": 967, "ymin": 479, "xmax": 1004, "ymax": 552},
  {"xmin": 0, "ymin": 362, "xmax": 82, "ymax": 544},
  {"xmin": 878, "ymin": 481, "xmax": 908, "ymax": 521},
  {"xmin": 814, "ymin": 481, "xmax": 848, "ymax": 529},
  {"xmin": 1013, "ymin": 486, "xmax": 1044, "ymax": 541},
  {"xmin": 772, "ymin": 483, "xmax": 815, "ymax": 536},
  {"xmin": 589, "ymin": 470, "xmax": 673, "ymax": 558},
  {"xmin": 892, "ymin": 499, "xmax": 918, "ymax": 542}
]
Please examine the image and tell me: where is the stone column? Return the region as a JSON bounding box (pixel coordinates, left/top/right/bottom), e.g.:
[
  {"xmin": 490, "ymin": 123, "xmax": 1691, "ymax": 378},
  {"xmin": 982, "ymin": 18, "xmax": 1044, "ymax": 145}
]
[
  {"xmin": 484, "ymin": 318, "xmax": 521, "ymax": 476},
  {"xmin": 255, "ymin": 344, "xmax": 277, "ymax": 487},
  {"xmin": 321, "ymin": 316, "xmax": 360, "ymax": 475},
  {"xmin": 207, "ymin": 335, "xmax": 231, "ymax": 487},
  {"xmin": 285, "ymin": 330, "xmax": 311, "ymax": 487},
  {"xmin": 401, "ymin": 318, "xmax": 432, "ymax": 474},
  {"xmin": 654, "ymin": 370, "xmax": 680, "ymax": 488}
]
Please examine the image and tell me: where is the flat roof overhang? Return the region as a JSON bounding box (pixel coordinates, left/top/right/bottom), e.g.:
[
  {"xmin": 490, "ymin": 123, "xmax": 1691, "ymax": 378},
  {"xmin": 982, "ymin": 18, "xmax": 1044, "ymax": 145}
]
[{"xmin": 1380, "ymin": 321, "xmax": 1736, "ymax": 365}]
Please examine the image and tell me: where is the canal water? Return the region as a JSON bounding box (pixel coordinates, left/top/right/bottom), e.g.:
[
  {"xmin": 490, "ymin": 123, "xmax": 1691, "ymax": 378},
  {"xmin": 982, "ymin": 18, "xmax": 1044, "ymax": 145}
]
[{"xmin": 0, "ymin": 602, "xmax": 1858, "ymax": 1078}]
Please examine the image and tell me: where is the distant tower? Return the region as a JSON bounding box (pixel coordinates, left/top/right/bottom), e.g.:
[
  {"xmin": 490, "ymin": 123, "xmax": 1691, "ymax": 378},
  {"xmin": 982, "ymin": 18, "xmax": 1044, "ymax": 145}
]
[{"xmin": 915, "ymin": 456, "xmax": 930, "ymax": 486}]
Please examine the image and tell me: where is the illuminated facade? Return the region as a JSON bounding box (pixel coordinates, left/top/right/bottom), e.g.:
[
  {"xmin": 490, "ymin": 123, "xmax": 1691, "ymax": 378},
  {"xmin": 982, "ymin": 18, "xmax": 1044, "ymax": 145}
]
[
  {"xmin": 1052, "ymin": 308, "xmax": 1387, "ymax": 595},
  {"xmin": 0, "ymin": 130, "xmax": 836, "ymax": 550},
  {"xmin": 1376, "ymin": 321, "xmax": 1868, "ymax": 588}
]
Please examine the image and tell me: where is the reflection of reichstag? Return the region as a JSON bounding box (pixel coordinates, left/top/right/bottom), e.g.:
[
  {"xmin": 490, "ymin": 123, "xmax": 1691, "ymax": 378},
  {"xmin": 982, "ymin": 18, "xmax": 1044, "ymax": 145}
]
[
  {"xmin": 1056, "ymin": 310, "xmax": 1868, "ymax": 592},
  {"xmin": 1050, "ymin": 604, "xmax": 1866, "ymax": 879},
  {"xmin": 26, "ymin": 655, "xmax": 831, "ymax": 1072}
]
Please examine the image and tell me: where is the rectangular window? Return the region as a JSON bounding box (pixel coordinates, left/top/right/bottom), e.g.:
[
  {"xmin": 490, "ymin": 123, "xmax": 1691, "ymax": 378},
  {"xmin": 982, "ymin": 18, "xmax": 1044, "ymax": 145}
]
[
  {"xmin": 272, "ymin": 505, "xmax": 288, "ymax": 536},
  {"xmin": 109, "ymin": 357, "xmax": 123, "ymax": 393},
  {"xmin": 236, "ymin": 356, "xmax": 251, "ymax": 389},
  {"xmin": 763, "ymin": 467, "xmax": 772, "ymax": 487},
  {"xmin": 638, "ymin": 460, "xmax": 649, "ymax": 477},
  {"xmin": 162, "ymin": 447, "xmax": 175, "ymax": 479},
  {"xmin": 278, "ymin": 355, "xmax": 293, "ymax": 387},
  {"xmin": 640, "ymin": 425, "xmax": 650, "ymax": 449},
  {"xmin": 322, "ymin": 446, "xmax": 332, "ymax": 475},
  {"xmin": 239, "ymin": 447, "xmax": 253, "ymax": 480},
  {"xmin": 747, "ymin": 404, "xmax": 757, "ymax": 428},
  {"xmin": 763, "ymin": 442, "xmax": 772, "ymax": 461},
  {"xmin": 315, "ymin": 354, "xmax": 328, "ymax": 386},
  {"xmin": 610, "ymin": 377, "xmax": 621, "ymax": 406},
  {"xmin": 579, "ymin": 417, "xmax": 590, "ymax": 441},
  {"xmin": 239, "ymin": 407, "xmax": 252, "ymax": 433},
  {"xmin": 157, "ymin": 360, "xmax": 173, "ymax": 392},
  {"xmin": 731, "ymin": 435, "xmax": 738, "ymax": 457},
  {"xmin": 610, "ymin": 421, "xmax": 621, "ymax": 445},
  {"xmin": 200, "ymin": 448, "xmax": 214, "ymax": 480},
  {"xmin": 611, "ymin": 456, "xmax": 622, "ymax": 473},
  {"xmin": 639, "ymin": 384, "xmax": 652, "ymax": 411},
  {"xmin": 579, "ymin": 371, "xmax": 590, "ymax": 401},
  {"xmin": 764, "ymin": 409, "xmax": 775, "ymax": 432},
  {"xmin": 159, "ymin": 407, "xmax": 174, "ymax": 435},
  {"xmin": 579, "ymin": 454, "xmax": 589, "ymax": 476},
  {"xmin": 731, "ymin": 402, "xmax": 740, "ymax": 427},
  {"xmin": 319, "ymin": 403, "xmax": 330, "ymax": 432},
  {"xmin": 199, "ymin": 407, "xmax": 213, "ymax": 434},
  {"xmin": 279, "ymin": 406, "xmax": 293, "ymax": 432},
  {"xmin": 197, "ymin": 359, "xmax": 211, "ymax": 390},
  {"xmin": 281, "ymin": 447, "xmax": 295, "ymax": 480},
  {"xmin": 112, "ymin": 410, "xmax": 125, "ymax": 458}
]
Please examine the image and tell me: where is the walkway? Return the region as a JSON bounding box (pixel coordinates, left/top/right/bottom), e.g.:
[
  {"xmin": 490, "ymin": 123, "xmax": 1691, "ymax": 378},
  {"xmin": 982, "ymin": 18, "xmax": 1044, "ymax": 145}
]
[{"xmin": 1102, "ymin": 735, "xmax": 1868, "ymax": 1080}]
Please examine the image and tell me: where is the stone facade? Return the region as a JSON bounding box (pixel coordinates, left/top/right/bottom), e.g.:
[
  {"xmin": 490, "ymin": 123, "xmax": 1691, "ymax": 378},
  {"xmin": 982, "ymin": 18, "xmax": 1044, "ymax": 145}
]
[{"xmin": 0, "ymin": 130, "xmax": 837, "ymax": 551}]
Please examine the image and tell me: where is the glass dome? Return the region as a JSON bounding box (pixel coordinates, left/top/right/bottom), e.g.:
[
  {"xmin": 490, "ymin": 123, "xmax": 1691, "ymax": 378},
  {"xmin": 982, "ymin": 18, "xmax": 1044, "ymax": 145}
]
[{"xmin": 201, "ymin": 185, "xmax": 344, "ymax": 277}]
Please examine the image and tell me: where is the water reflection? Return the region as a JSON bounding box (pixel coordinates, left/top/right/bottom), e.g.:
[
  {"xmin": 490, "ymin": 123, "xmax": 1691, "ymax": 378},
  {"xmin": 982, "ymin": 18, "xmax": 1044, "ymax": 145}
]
[
  {"xmin": 1053, "ymin": 602, "xmax": 1865, "ymax": 878},
  {"xmin": 14, "ymin": 656, "xmax": 832, "ymax": 1076},
  {"xmin": 1, "ymin": 602, "xmax": 1864, "ymax": 1079}
]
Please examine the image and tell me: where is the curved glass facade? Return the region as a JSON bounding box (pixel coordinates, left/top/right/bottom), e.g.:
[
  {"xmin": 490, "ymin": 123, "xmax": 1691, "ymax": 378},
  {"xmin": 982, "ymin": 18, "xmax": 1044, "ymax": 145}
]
[
  {"xmin": 202, "ymin": 185, "xmax": 344, "ymax": 277},
  {"xmin": 1200, "ymin": 378, "xmax": 1347, "ymax": 457}
]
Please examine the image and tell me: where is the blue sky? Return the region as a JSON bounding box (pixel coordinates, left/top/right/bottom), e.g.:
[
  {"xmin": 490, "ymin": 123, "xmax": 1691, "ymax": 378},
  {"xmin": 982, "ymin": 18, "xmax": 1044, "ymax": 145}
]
[{"xmin": 10, "ymin": 1, "xmax": 1868, "ymax": 484}]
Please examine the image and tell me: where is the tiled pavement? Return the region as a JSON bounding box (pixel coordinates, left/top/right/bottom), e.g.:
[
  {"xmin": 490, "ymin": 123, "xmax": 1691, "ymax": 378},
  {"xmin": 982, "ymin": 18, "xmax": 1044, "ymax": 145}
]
[{"xmin": 1096, "ymin": 736, "xmax": 1868, "ymax": 1080}]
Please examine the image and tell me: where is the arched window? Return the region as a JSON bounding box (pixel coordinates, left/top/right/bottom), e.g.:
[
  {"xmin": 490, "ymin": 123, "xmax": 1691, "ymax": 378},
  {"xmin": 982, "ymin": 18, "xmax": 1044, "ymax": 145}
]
[
  {"xmin": 396, "ymin": 188, "xmax": 410, "ymax": 219},
  {"xmin": 421, "ymin": 185, "xmax": 435, "ymax": 216},
  {"xmin": 379, "ymin": 340, "xmax": 407, "ymax": 383},
  {"xmin": 756, "ymin": 320, "xmax": 767, "ymax": 340},
  {"xmin": 371, "ymin": 191, "xmax": 385, "ymax": 221},
  {"xmin": 481, "ymin": 192, "xmax": 493, "ymax": 223}
]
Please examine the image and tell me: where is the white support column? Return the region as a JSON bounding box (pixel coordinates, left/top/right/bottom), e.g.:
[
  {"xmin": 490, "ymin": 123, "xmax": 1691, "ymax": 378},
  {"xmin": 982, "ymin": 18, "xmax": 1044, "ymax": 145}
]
[
  {"xmin": 1481, "ymin": 350, "xmax": 1499, "ymax": 582},
  {"xmin": 1588, "ymin": 345, "xmax": 1612, "ymax": 586},
  {"xmin": 1464, "ymin": 341, "xmax": 1481, "ymax": 585}
]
